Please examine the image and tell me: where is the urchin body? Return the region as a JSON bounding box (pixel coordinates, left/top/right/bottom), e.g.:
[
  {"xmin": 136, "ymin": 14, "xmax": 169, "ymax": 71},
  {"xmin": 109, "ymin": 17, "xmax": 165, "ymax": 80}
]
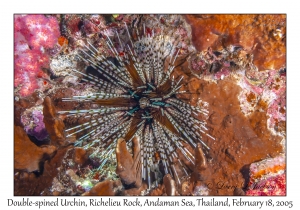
[{"xmin": 59, "ymin": 25, "xmax": 214, "ymax": 189}]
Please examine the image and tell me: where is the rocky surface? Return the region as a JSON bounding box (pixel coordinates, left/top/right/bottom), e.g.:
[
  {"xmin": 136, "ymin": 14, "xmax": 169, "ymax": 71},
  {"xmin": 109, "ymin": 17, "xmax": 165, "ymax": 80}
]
[
  {"xmin": 177, "ymin": 75, "xmax": 283, "ymax": 195},
  {"xmin": 185, "ymin": 15, "xmax": 286, "ymax": 71},
  {"xmin": 14, "ymin": 14, "xmax": 286, "ymax": 196},
  {"xmin": 14, "ymin": 125, "xmax": 56, "ymax": 172},
  {"xmin": 43, "ymin": 96, "xmax": 66, "ymax": 146},
  {"xmin": 82, "ymin": 180, "xmax": 122, "ymax": 196},
  {"xmin": 116, "ymin": 136, "xmax": 142, "ymax": 187}
]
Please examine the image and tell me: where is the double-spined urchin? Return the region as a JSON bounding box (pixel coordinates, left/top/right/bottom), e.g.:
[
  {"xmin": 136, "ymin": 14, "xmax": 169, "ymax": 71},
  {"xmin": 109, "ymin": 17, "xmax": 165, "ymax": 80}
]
[{"xmin": 58, "ymin": 23, "xmax": 215, "ymax": 190}]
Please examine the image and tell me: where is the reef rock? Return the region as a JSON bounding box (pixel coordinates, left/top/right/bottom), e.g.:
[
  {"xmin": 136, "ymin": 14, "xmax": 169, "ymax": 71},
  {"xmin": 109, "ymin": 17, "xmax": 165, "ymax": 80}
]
[
  {"xmin": 82, "ymin": 179, "xmax": 122, "ymax": 196},
  {"xmin": 246, "ymin": 154, "xmax": 286, "ymax": 195},
  {"xmin": 185, "ymin": 15, "xmax": 286, "ymax": 71},
  {"xmin": 194, "ymin": 144, "xmax": 207, "ymax": 172},
  {"xmin": 14, "ymin": 125, "xmax": 56, "ymax": 172},
  {"xmin": 116, "ymin": 136, "xmax": 142, "ymax": 187},
  {"xmin": 43, "ymin": 96, "xmax": 66, "ymax": 146},
  {"xmin": 163, "ymin": 174, "xmax": 176, "ymax": 196},
  {"xmin": 124, "ymin": 183, "xmax": 148, "ymax": 196},
  {"xmin": 73, "ymin": 147, "xmax": 88, "ymax": 166}
]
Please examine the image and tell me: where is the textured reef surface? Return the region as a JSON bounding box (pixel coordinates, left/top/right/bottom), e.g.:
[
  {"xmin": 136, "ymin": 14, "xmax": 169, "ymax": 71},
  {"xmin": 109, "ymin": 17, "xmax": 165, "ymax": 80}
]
[{"xmin": 14, "ymin": 14, "xmax": 286, "ymax": 196}]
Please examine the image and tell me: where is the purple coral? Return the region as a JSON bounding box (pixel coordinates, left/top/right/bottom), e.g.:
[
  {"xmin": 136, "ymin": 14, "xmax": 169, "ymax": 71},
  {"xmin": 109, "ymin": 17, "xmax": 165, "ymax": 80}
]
[{"xmin": 22, "ymin": 110, "xmax": 48, "ymax": 141}]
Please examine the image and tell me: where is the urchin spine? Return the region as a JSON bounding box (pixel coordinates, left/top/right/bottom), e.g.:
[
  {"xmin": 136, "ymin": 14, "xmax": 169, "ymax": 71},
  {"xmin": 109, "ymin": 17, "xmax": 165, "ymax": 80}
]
[{"xmin": 59, "ymin": 23, "xmax": 214, "ymax": 189}]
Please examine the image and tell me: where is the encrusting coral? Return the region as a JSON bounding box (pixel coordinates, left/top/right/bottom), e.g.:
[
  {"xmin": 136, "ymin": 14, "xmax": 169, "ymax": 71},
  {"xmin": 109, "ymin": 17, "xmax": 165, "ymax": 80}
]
[
  {"xmin": 14, "ymin": 125, "xmax": 56, "ymax": 172},
  {"xmin": 246, "ymin": 154, "xmax": 285, "ymax": 195},
  {"xmin": 185, "ymin": 14, "xmax": 286, "ymax": 71},
  {"xmin": 116, "ymin": 136, "xmax": 142, "ymax": 187},
  {"xmin": 43, "ymin": 96, "xmax": 66, "ymax": 146}
]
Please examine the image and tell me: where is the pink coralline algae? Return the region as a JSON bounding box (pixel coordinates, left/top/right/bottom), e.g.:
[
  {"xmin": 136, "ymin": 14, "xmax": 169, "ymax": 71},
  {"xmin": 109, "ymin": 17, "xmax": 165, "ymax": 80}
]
[
  {"xmin": 246, "ymin": 154, "xmax": 286, "ymax": 196},
  {"xmin": 267, "ymin": 93, "xmax": 286, "ymax": 133},
  {"xmin": 14, "ymin": 15, "xmax": 60, "ymax": 97},
  {"xmin": 238, "ymin": 69, "xmax": 286, "ymax": 135},
  {"xmin": 246, "ymin": 173, "xmax": 286, "ymax": 196}
]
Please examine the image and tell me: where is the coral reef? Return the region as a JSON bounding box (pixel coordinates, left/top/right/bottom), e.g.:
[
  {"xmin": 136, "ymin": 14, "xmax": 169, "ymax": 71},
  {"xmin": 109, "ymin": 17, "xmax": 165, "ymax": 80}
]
[
  {"xmin": 82, "ymin": 180, "xmax": 123, "ymax": 196},
  {"xmin": 14, "ymin": 125, "xmax": 56, "ymax": 172},
  {"xmin": 163, "ymin": 174, "xmax": 176, "ymax": 195},
  {"xmin": 185, "ymin": 15, "xmax": 286, "ymax": 71},
  {"xmin": 47, "ymin": 147, "xmax": 96, "ymax": 195},
  {"xmin": 21, "ymin": 106, "xmax": 48, "ymax": 140},
  {"xmin": 14, "ymin": 145, "xmax": 73, "ymax": 195},
  {"xmin": 43, "ymin": 96, "xmax": 66, "ymax": 146},
  {"xmin": 238, "ymin": 69, "xmax": 286, "ymax": 136},
  {"xmin": 58, "ymin": 15, "xmax": 212, "ymax": 192},
  {"xmin": 14, "ymin": 15, "xmax": 60, "ymax": 97},
  {"xmin": 14, "ymin": 14, "xmax": 286, "ymax": 196},
  {"xmin": 116, "ymin": 136, "xmax": 142, "ymax": 187},
  {"xmin": 246, "ymin": 154, "xmax": 286, "ymax": 195}
]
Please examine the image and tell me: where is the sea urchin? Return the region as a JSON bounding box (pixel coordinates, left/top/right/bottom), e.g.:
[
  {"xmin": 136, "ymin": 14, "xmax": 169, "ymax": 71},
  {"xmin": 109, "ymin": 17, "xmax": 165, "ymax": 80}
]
[{"xmin": 58, "ymin": 23, "xmax": 215, "ymax": 190}]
